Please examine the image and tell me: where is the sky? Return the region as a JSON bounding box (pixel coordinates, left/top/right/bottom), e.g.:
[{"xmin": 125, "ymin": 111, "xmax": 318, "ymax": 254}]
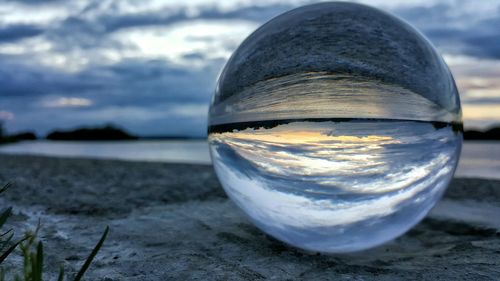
[{"xmin": 0, "ymin": 0, "xmax": 499, "ymax": 137}]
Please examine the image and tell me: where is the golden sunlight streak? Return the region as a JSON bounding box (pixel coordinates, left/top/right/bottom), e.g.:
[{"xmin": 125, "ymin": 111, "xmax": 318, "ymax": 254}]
[
  {"xmin": 462, "ymin": 104, "xmax": 500, "ymax": 121},
  {"xmin": 217, "ymin": 130, "xmax": 396, "ymax": 145}
]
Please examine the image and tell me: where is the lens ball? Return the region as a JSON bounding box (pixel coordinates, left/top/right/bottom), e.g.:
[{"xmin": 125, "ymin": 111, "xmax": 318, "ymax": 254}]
[{"xmin": 208, "ymin": 2, "xmax": 462, "ymax": 253}]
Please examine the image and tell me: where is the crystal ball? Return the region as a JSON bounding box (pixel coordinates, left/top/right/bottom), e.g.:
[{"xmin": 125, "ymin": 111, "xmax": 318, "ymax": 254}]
[{"xmin": 208, "ymin": 2, "xmax": 462, "ymax": 253}]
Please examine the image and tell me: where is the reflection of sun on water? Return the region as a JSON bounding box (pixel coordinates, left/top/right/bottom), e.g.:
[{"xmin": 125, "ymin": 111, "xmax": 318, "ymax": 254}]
[
  {"xmin": 209, "ymin": 126, "xmax": 400, "ymax": 180},
  {"xmin": 222, "ymin": 129, "xmax": 396, "ymax": 144}
]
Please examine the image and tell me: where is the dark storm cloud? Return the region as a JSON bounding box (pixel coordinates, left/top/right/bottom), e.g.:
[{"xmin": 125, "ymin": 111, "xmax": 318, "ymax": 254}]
[
  {"xmin": 423, "ymin": 19, "xmax": 500, "ymax": 60},
  {"xmin": 0, "ymin": 1, "xmax": 292, "ymax": 103},
  {"xmin": 0, "ymin": 24, "xmax": 44, "ymax": 42},
  {"xmin": 6, "ymin": 1, "xmax": 496, "ymax": 60},
  {"xmin": 3, "ymin": 0, "xmax": 62, "ymax": 3},
  {"xmin": 23, "ymin": 2, "xmax": 294, "ymax": 63},
  {"xmin": 460, "ymin": 17, "xmax": 500, "ymax": 59},
  {"xmin": 394, "ymin": 2, "xmax": 500, "ymax": 59},
  {"xmin": 96, "ymin": 4, "xmax": 292, "ymax": 32},
  {"xmin": 0, "ymin": 54, "xmax": 219, "ymax": 105},
  {"xmin": 95, "ymin": 59, "xmax": 221, "ymax": 106},
  {"xmin": 3, "ymin": 1, "xmax": 499, "ymax": 59},
  {"xmin": 0, "ymin": 59, "xmax": 217, "ymax": 136},
  {"xmin": 0, "ymin": 55, "xmax": 103, "ymax": 97},
  {"xmin": 79, "ymin": 1, "xmax": 500, "ymax": 60},
  {"xmin": 465, "ymin": 97, "xmax": 500, "ymax": 104}
]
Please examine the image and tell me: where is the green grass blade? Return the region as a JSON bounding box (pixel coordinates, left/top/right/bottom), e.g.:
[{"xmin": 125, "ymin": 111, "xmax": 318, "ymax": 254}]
[
  {"xmin": 30, "ymin": 252, "xmax": 37, "ymax": 280},
  {"xmin": 0, "ymin": 232, "xmax": 14, "ymax": 253},
  {"xmin": 34, "ymin": 241, "xmax": 43, "ymax": 281},
  {"xmin": 0, "ymin": 208, "xmax": 12, "ymax": 229},
  {"xmin": 0, "ymin": 229, "xmax": 13, "ymax": 238},
  {"xmin": 0, "ymin": 236, "xmax": 28, "ymax": 263},
  {"xmin": 58, "ymin": 266, "xmax": 65, "ymax": 281},
  {"xmin": 73, "ymin": 226, "xmax": 109, "ymax": 281},
  {"xmin": 0, "ymin": 183, "xmax": 11, "ymax": 194}
]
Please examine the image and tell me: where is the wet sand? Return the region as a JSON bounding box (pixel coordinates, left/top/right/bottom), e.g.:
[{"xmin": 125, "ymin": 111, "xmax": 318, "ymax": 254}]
[{"xmin": 0, "ymin": 154, "xmax": 498, "ymax": 280}]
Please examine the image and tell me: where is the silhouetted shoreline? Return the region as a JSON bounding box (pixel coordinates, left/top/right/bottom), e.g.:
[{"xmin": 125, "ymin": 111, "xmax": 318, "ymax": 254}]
[
  {"xmin": 2, "ymin": 123, "xmax": 500, "ymax": 143},
  {"xmin": 47, "ymin": 125, "xmax": 138, "ymax": 141},
  {"xmin": 0, "ymin": 132, "xmax": 37, "ymax": 144},
  {"xmin": 0, "ymin": 122, "xmax": 37, "ymax": 144},
  {"xmin": 463, "ymin": 127, "xmax": 500, "ymax": 140},
  {"xmin": 209, "ymin": 118, "xmax": 465, "ymax": 134},
  {"xmin": 45, "ymin": 125, "xmax": 205, "ymax": 141}
]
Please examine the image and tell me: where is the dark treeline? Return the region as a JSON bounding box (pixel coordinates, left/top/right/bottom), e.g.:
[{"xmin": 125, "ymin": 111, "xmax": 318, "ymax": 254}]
[
  {"xmin": 46, "ymin": 125, "xmax": 137, "ymax": 141},
  {"xmin": 209, "ymin": 118, "xmax": 463, "ymax": 134},
  {"xmin": 464, "ymin": 127, "xmax": 500, "ymax": 140},
  {"xmin": 0, "ymin": 122, "xmax": 37, "ymax": 144}
]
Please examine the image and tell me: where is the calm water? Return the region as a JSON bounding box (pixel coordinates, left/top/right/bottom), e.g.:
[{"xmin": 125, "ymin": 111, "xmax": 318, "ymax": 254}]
[
  {"xmin": 0, "ymin": 140, "xmax": 210, "ymax": 164},
  {"xmin": 0, "ymin": 139, "xmax": 497, "ymax": 179}
]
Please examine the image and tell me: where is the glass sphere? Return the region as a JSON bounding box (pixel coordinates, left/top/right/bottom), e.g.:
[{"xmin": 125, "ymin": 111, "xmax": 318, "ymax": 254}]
[{"xmin": 208, "ymin": 2, "xmax": 462, "ymax": 253}]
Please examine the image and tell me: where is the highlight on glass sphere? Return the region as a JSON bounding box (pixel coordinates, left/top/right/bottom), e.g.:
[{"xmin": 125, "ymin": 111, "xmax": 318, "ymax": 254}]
[{"xmin": 208, "ymin": 2, "xmax": 462, "ymax": 253}]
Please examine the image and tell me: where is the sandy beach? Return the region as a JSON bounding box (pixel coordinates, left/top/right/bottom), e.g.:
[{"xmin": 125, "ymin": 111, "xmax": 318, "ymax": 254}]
[{"xmin": 0, "ymin": 154, "xmax": 498, "ymax": 280}]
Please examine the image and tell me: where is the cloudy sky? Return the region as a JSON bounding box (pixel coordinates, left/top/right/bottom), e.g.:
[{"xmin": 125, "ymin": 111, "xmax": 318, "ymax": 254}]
[{"xmin": 0, "ymin": 0, "xmax": 499, "ymax": 137}]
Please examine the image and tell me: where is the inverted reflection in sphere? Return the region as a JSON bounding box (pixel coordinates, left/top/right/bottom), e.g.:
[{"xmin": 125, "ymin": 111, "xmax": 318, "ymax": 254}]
[{"xmin": 208, "ymin": 2, "xmax": 462, "ymax": 253}]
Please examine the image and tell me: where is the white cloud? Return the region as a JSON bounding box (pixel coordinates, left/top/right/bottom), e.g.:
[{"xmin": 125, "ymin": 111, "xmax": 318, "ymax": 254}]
[
  {"xmin": 0, "ymin": 110, "xmax": 14, "ymax": 120},
  {"xmin": 0, "ymin": 1, "xmax": 77, "ymax": 25},
  {"xmin": 42, "ymin": 97, "xmax": 93, "ymax": 108},
  {"xmin": 113, "ymin": 19, "xmax": 258, "ymax": 67}
]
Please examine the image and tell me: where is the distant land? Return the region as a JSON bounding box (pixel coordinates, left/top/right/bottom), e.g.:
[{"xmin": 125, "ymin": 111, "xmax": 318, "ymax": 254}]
[
  {"xmin": 0, "ymin": 131, "xmax": 37, "ymax": 144},
  {"xmin": 2, "ymin": 123, "xmax": 500, "ymax": 143},
  {"xmin": 463, "ymin": 127, "xmax": 500, "ymax": 140},
  {"xmin": 45, "ymin": 125, "xmax": 204, "ymax": 141},
  {"xmin": 42, "ymin": 123, "xmax": 500, "ymax": 141},
  {"xmin": 46, "ymin": 125, "xmax": 138, "ymax": 141},
  {"xmin": 0, "ymin": 122, "xmax": 37, "ymax": 144}
]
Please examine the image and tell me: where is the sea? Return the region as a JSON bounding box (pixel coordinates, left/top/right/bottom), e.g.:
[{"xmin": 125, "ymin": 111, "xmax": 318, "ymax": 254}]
[{"xmin": 0, "ymin": 140, "xmax": 498, "ymax": 180}]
